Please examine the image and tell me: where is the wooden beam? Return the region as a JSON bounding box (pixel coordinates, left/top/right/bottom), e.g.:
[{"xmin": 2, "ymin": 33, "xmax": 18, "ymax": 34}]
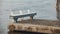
[{"xmin": 56, "ymin": 0, "xmax": 60, "ymax": 19}]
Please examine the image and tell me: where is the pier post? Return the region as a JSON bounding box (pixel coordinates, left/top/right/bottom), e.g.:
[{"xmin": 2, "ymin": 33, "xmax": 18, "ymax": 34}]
[{"xmin": 56, "ymin": 0, "xmax": 60, "ymax": 19}]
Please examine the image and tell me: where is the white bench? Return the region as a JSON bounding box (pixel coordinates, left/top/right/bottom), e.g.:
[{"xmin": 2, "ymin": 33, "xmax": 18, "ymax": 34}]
[{"xmin": 10, "ymin": 10, "xmax": 37, "ymax": 23}]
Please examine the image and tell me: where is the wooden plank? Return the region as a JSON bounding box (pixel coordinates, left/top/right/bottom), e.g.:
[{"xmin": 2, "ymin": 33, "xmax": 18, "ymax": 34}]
[
  {"xmin": 14, "ymin": 23, "xmax": 60, "ymax": 33},
  {"xmin": 8, "ymin": 23, "xmax": 54, "ymax": 33}
]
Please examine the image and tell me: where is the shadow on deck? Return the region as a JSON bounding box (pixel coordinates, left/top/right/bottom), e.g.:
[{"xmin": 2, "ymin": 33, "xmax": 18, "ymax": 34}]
[{"xmin": 17, "ymin": 19, "xmax": 60, "ymax": 27}]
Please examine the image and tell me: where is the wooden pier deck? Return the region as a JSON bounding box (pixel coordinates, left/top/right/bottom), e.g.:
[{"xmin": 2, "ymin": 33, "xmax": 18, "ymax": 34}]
[{"xmin": 9, "ymin": 19, "xmax": 60, "ymax": 34}]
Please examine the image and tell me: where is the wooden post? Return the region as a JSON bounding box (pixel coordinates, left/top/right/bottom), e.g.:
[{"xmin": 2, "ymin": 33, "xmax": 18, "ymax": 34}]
[{"xmin": 56, "ymin": 0, "xmax": 60, "ymax": 19}]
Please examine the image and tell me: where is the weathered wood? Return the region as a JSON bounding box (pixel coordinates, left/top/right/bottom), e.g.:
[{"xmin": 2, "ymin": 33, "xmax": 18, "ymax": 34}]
[
  {"xmin": 8, "ymin": 19, "xmax": 60, "ymax": 33},
  {"xmin": 56, "ymin": 0, "xmax": 60, "ymax": 19},
  {"xmin": 8, "ymin": 23, "xmax": 60, "ymax": 33}
]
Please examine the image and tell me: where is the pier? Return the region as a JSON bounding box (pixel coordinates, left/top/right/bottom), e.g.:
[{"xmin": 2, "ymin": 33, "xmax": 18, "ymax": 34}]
[
  {"xmin": 8, "ymin": 19, "xmax": 60, "ymax": 34},
  {"xmin": 8, "ymin": 9, "xmax": 60, "ymax": 34}
]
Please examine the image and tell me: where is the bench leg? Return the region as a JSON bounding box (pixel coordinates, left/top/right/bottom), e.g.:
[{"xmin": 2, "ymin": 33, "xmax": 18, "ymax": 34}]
[
  {"xmin": 30, "ymin": 16, "xmax": 33, "ymax": 20},
  {"xmin": 13, "ymin": 18, "xmax": 18, "ymax": 23}
]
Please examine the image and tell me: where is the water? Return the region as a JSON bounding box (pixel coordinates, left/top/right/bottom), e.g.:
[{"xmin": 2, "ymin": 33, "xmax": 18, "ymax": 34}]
[{"xmin": 0, "ymin": 0, "xmax": 57, "ymax": 34}]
